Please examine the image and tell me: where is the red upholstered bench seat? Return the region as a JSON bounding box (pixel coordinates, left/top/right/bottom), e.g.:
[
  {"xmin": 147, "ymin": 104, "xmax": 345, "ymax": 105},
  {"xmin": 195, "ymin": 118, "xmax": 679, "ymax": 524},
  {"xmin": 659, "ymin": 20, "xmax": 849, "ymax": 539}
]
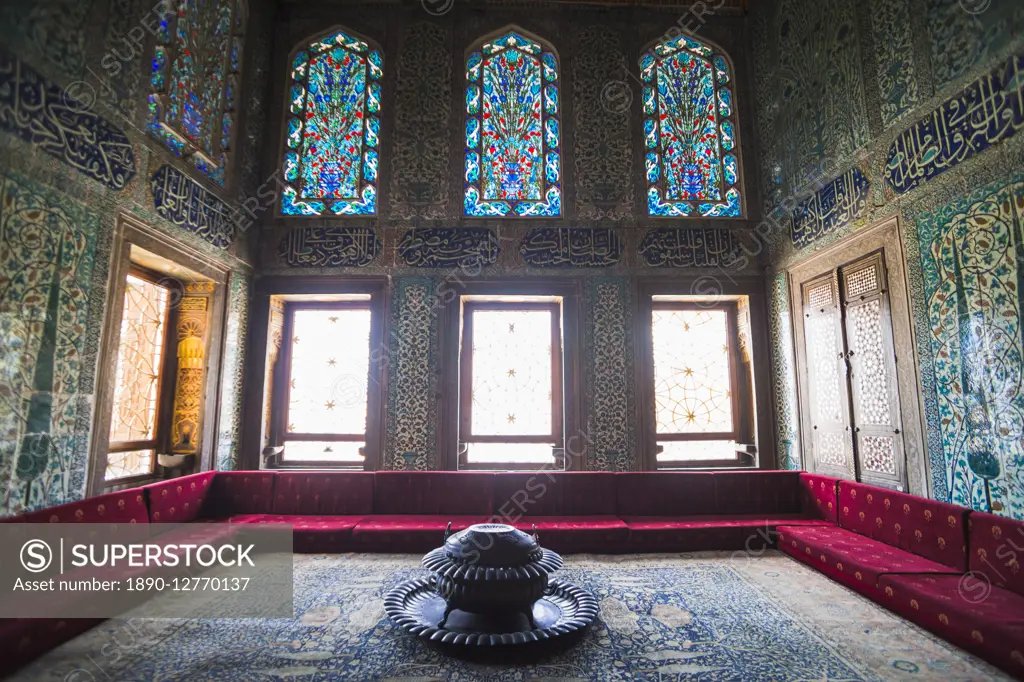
[
  {"xmin": 351, "ymin": 515, "xmax": 490, "ymax": 552},
  {"xmin": 503, "ymin": 516, "xmax": 628, "ymax": 553},
  {"xmin": 624, "ymin": 514, "xmax": 831, "ymax": 552},
  {"xmin": 239, "ymin": 514, "xmax": 366, "ymax": 552},
  {"xmin": 778, "ymin": 524, "xmax": 963, "ymax": 594},
  {"xmin": 878, "ymin": 573, "xmax": 1024, "ymax": 674}
]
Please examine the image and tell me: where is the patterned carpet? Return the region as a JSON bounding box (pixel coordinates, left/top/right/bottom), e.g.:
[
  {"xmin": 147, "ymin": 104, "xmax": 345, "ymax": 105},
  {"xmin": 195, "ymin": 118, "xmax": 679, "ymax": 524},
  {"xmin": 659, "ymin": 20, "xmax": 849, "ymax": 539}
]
[{"xmin": 15, "ymin": 551, "xmax": 1010, "ymax": 681}]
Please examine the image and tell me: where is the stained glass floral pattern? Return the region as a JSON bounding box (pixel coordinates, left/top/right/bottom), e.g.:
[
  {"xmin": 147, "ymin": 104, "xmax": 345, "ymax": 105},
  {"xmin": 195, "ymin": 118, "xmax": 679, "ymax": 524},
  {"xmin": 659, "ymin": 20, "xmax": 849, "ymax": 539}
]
[
  {"xmin": 148, "ymin": 0, "xmax": 246, "ymax": 186},
  {"xmin": 106, "ymin": 275, "xmax": 171, "ymax": 480},
  {"xmin": 464, "ymin": 31, "xmax": 561, "ymax": 216},
  {"xmin": 281, "ymin": 29, "xmax": 382, "ymax": 216},
  {"xmin": 641, "ymin": 35, "xmax": 742, "ymax": 217}
]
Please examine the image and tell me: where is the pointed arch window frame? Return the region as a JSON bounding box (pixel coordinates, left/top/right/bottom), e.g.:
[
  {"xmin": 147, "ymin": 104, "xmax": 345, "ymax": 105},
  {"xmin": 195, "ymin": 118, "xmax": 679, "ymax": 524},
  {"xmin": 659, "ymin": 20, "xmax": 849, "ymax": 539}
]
[
  {"xmin": 463, "ymin": 27, "xmax": 562, "ymax": 218},
  {"xmin": 277, "ymin": 26, "xmax": 384, "ymax": 217},
  {"xmin": 148, "ymin": 0, "xmax": 247, "ymax": 188},
  {"xmin": 639, "ymin": 33, "xmax": 744, "ymax": 218}
]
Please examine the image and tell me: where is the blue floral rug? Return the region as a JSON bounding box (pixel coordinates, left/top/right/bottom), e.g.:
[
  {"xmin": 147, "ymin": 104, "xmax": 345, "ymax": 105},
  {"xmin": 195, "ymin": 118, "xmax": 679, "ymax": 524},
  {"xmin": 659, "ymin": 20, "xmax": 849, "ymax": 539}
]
[{"xmin": 16, "ymin": 552, "xmax": 1009, "ymax": 681}]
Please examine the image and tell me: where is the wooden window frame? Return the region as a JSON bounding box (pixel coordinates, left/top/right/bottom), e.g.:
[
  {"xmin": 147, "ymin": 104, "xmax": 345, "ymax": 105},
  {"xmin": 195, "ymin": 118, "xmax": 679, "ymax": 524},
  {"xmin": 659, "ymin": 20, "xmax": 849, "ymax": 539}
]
[
  {"xmin": 438, "ymin": 279, "xmax": 582, "ymax": 472},
  {"xmin": 635, "ymin": 277, "xmax": 772, "ymax": 472},
  {"xmin": 90, "ymin": 214, "xmax": 230, "ymax": 497},
  {"xmin": 275, "ymin": 301, "xmax": 374, "ymax": 465},
  {"xmin": 104, "ymin": 264, "xmax": 179, "ymax": 484},
  {"xmin": 457, "ymin": 301, "xmax": 564, "ymax": 465},
  {"xmin": 643, "ymin": 300, "xmax": 752, "ymax": 469},
  {"xmin": 247, "ymin": 276, "xmax": 389, "ymax": 471}
]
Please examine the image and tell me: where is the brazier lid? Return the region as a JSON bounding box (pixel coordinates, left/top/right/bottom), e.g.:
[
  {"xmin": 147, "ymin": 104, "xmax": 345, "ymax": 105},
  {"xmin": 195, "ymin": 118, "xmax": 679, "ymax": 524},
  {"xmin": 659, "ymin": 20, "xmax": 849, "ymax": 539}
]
[{"xmin": 444, "ymin": 523, "xmax": 541, "ymax": 567}]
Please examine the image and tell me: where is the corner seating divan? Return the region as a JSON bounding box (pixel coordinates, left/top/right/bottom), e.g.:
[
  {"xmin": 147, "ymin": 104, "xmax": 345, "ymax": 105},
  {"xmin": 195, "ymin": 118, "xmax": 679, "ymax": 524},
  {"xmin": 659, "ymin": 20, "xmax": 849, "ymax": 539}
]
[{"xmin": 2, "ymin": 469, "xmax": 1022, "ymax": 678}]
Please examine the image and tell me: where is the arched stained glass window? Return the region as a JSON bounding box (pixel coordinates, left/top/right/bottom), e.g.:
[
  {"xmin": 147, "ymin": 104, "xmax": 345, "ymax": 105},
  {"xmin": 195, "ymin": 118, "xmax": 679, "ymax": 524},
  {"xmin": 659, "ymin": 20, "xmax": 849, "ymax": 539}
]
[
  {"xmin": 641, "ymin": 35, "xmax": 742, "ymax": 217},
  {"xmin": 279, "ymin": 29, "xmax": 382, "ymax": 216},
  {"xmin": 464, "ymin": 30, "xmax": 560, "ymax": 217},
  {"xmin": 149, "ymin": 0, "xmax": 246, "ymax": 187}
]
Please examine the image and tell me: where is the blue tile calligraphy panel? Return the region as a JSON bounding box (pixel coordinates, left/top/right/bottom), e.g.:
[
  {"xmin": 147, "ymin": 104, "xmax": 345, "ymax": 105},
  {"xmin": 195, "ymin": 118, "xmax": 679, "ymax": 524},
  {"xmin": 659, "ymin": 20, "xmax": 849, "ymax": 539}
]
[
  {"xmin": 278, "ymin": 227, "xmax": 381, "ymax": 267},
  {"xmin": 397, "ymin": 228, "xmax": 499, "ymax": 268},
  {"xmin": 638, "ymin": 227, "xmax": 741, "ymax": 267},
  {"xmin": 520, "ymin": 227, "xmax": 622, "ymax": 267},
  {"xmin": 0, "ymin": 48, "xmax": 135, "ymax": 191},
  {"xmin": 150, "ymin": 165, "xmax": 237, "ymax": 248},
  {"xmin": 791, "ymin": 167, "xmax": 870, "ymax": 248},
  {"xmin": 886, "ymin": 52, "xmax": 1024, "ymax": 194}
]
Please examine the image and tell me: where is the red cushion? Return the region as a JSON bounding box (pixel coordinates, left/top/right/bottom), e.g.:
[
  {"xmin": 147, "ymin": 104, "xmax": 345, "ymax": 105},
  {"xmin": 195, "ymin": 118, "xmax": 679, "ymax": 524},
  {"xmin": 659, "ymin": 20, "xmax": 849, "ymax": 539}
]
[
  {"xmin": 505, "ymin": 516, "xmax": 628, "ymax": 554},
  {"xmin": 143, "ymin": 472, "xmax": 217, "ymax": 523},
  {"xmin": 351, "ymin": 515, "xmax": 488, "ymax": 552},
  {"xmin": 373, "ymin": 472, "xmax": 493, "ymax": 515},
  {"xmin": 878, "ymin": 573, "xmax": 1024, "ymax": 677},
  {"xmin": 204, "ymin": 472, "xmax": 276, "ymax": 516},
  {"xmin": 615, "ymin": 472, "xmax": 716, "ymax": 516},
  {"xmin": 492, "ymin": 472, "xmax": 617, "ymax": 517},
  {"xmin": 273, "ymin": 472, "xmax": 374, "ymax": 515},
  {"xmin": 245, "ymin": 514, "xmax": 364, "ymax": 553},
  {"xmin": 0, "ymin": 618, "xmax": 102, "ymax": 678},
  {"xmin": 838, "ymin": 481, "xmax": 968, "ymax": 570},
  {"xmin": 776, "ymin": 524, "xmax": 961, "ymax": 588},
  {"xmin": 14, "ymin": 488, "xmax": 148, "ymax": 525},
  {"xmin": 623, "ymin": 516, "xmax": 742, "ymax": 552},
  {"xmin": 713, "ymin": 470, "xmax": 802, "ymax": 515},
  {"xmin": 968, "ymin": 510, "xmax": 1024, "ymax": 598},
  {"xmin": 798, "ymin": 472, "xmax": 839, "ymax": 523}
]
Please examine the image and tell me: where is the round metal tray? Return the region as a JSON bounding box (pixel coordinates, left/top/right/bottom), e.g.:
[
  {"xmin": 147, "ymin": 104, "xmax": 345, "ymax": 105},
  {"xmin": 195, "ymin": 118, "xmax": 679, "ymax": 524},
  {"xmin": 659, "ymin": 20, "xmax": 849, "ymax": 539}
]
[{"xmin": 384, "ymin": 577, "xmax": 598, "ymax": 646}]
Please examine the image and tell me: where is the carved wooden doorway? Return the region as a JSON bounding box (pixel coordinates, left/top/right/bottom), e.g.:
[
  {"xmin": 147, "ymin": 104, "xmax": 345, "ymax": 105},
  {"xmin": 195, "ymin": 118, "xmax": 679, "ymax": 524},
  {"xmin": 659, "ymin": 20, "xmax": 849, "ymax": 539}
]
[{"xmin": 788, "ymin": 217, "xmax": 928, "ymax": 494}]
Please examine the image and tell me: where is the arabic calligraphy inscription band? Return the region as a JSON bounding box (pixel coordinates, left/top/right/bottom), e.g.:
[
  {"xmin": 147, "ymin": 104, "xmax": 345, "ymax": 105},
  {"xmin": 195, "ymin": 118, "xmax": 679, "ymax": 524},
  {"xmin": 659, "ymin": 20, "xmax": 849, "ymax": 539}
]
[
  {"xmin": 0, "ymin": 49, "xmax": 136, "ymax": 191},
  {"xmin": 520, "ymin": 228, "xmax": 622, "ymax": 268},
  {"xmin": 791, "ymin": 167, "xmax": 871, "ymax": 248},
  {"xmin": 150, "ymin": 165, "xmax": 238, "ymax": 249}
]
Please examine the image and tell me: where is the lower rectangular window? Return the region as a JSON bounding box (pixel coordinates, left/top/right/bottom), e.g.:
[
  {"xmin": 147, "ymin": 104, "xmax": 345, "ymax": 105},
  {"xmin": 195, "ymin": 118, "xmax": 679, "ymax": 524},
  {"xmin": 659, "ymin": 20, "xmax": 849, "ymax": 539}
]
[
  {"xmin": 279, "ymin": 302, "xmax": 372, "ymax": 465},
  {"xmin": 459, "ymin": 298, "xmax": 564, "ymax": 468},
  {"xmin": 646, "ymin": 298, "xmax": 751, "ymax": 468}
]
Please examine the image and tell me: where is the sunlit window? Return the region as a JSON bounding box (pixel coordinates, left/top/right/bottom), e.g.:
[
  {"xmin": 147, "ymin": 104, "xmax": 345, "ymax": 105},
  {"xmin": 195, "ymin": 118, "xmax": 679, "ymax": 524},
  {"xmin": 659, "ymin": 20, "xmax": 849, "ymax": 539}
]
[
  {"xmin": 106, "ymin": 272, "xmax": 172, "ymax": 480},
  {"xmin": 281, "ymin": 304, "xmax": 372, "ymax": 463},
  {"xmin": 460, "ymin": 299, "xmax": 563, "ymax": 466},
  {"xmin": 651, "ymin": 304, "xmax": 740, "ymax": 464}
]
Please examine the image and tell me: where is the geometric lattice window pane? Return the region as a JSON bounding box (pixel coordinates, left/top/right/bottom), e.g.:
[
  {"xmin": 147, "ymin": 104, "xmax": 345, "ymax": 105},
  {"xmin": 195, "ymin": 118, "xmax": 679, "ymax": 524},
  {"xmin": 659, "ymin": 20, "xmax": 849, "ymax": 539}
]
[
  {"xmin": 470, "ymin": 309, "xmax": 553, "ymax": 436},
  {"xmin": 287, "ymin": 308, "xmax": 371, "ymax": 435},
  {"xmin": 148, "ymin": 0, "xmax": 246, "ymax": 185},
  {"xmin": 817, "ymin": 432, "xmax": 850, "ymax": 469},
  {"xmin": 807, "ymin": 280, "xmax": 834, "ymax": 308},
  {"xmin": 105, "ymin": 449, "xmax": 156, "ymax": 481},
  {"xmin": 860, "ymin": 435, "xmax": 897, "ymax": 475},
  {"xmin": 109, "ymin": 275, "xmax": 170, "ymax": 444},
  {"xmin": 847, "ymin": 299, "xmax": 893, "ymax": 426},
  {"xmin": 805, "ymin": 313, "xmax": 844, "ymax": 423},
  {"xmin": 846, "ymin": 264, "xmax": 879, "ymax": 299},
  {"xmin": 652, "ymin": 309, "xmax": 734, "ymax": 434},
  {"xmin": 641, "ymin": 35, "xmax": 741, "ymax": 216},
  {"xmin": 280, "ymin": 29, "xmax": 382, "ymax": 215},
  {"xmin": 464, "ymin": 31, "xmax": 561, "ymax": 216}
]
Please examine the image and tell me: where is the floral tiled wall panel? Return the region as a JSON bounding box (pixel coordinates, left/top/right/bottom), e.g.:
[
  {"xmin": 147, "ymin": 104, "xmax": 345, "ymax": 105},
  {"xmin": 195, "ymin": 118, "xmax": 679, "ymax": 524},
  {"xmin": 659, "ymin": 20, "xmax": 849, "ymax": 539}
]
[
  {"xmin": 0, "ymin": 171, "xmax": 99, "ymax": 514},
  {"xmin": 916, "ymin": 174, "xmax": 1024, "ymax": 519},
  {"xmin": 385, "ymin": 280, "xmax": 436, "ymax": 470}
]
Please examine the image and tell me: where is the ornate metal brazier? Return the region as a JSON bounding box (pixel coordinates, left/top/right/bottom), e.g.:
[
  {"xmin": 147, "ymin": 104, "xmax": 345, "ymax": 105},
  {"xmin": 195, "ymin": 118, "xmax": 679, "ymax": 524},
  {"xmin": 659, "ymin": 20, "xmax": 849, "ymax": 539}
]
[{"xmin": 384, "ymin": 523, "xmax": 597, "ymax": 647}]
